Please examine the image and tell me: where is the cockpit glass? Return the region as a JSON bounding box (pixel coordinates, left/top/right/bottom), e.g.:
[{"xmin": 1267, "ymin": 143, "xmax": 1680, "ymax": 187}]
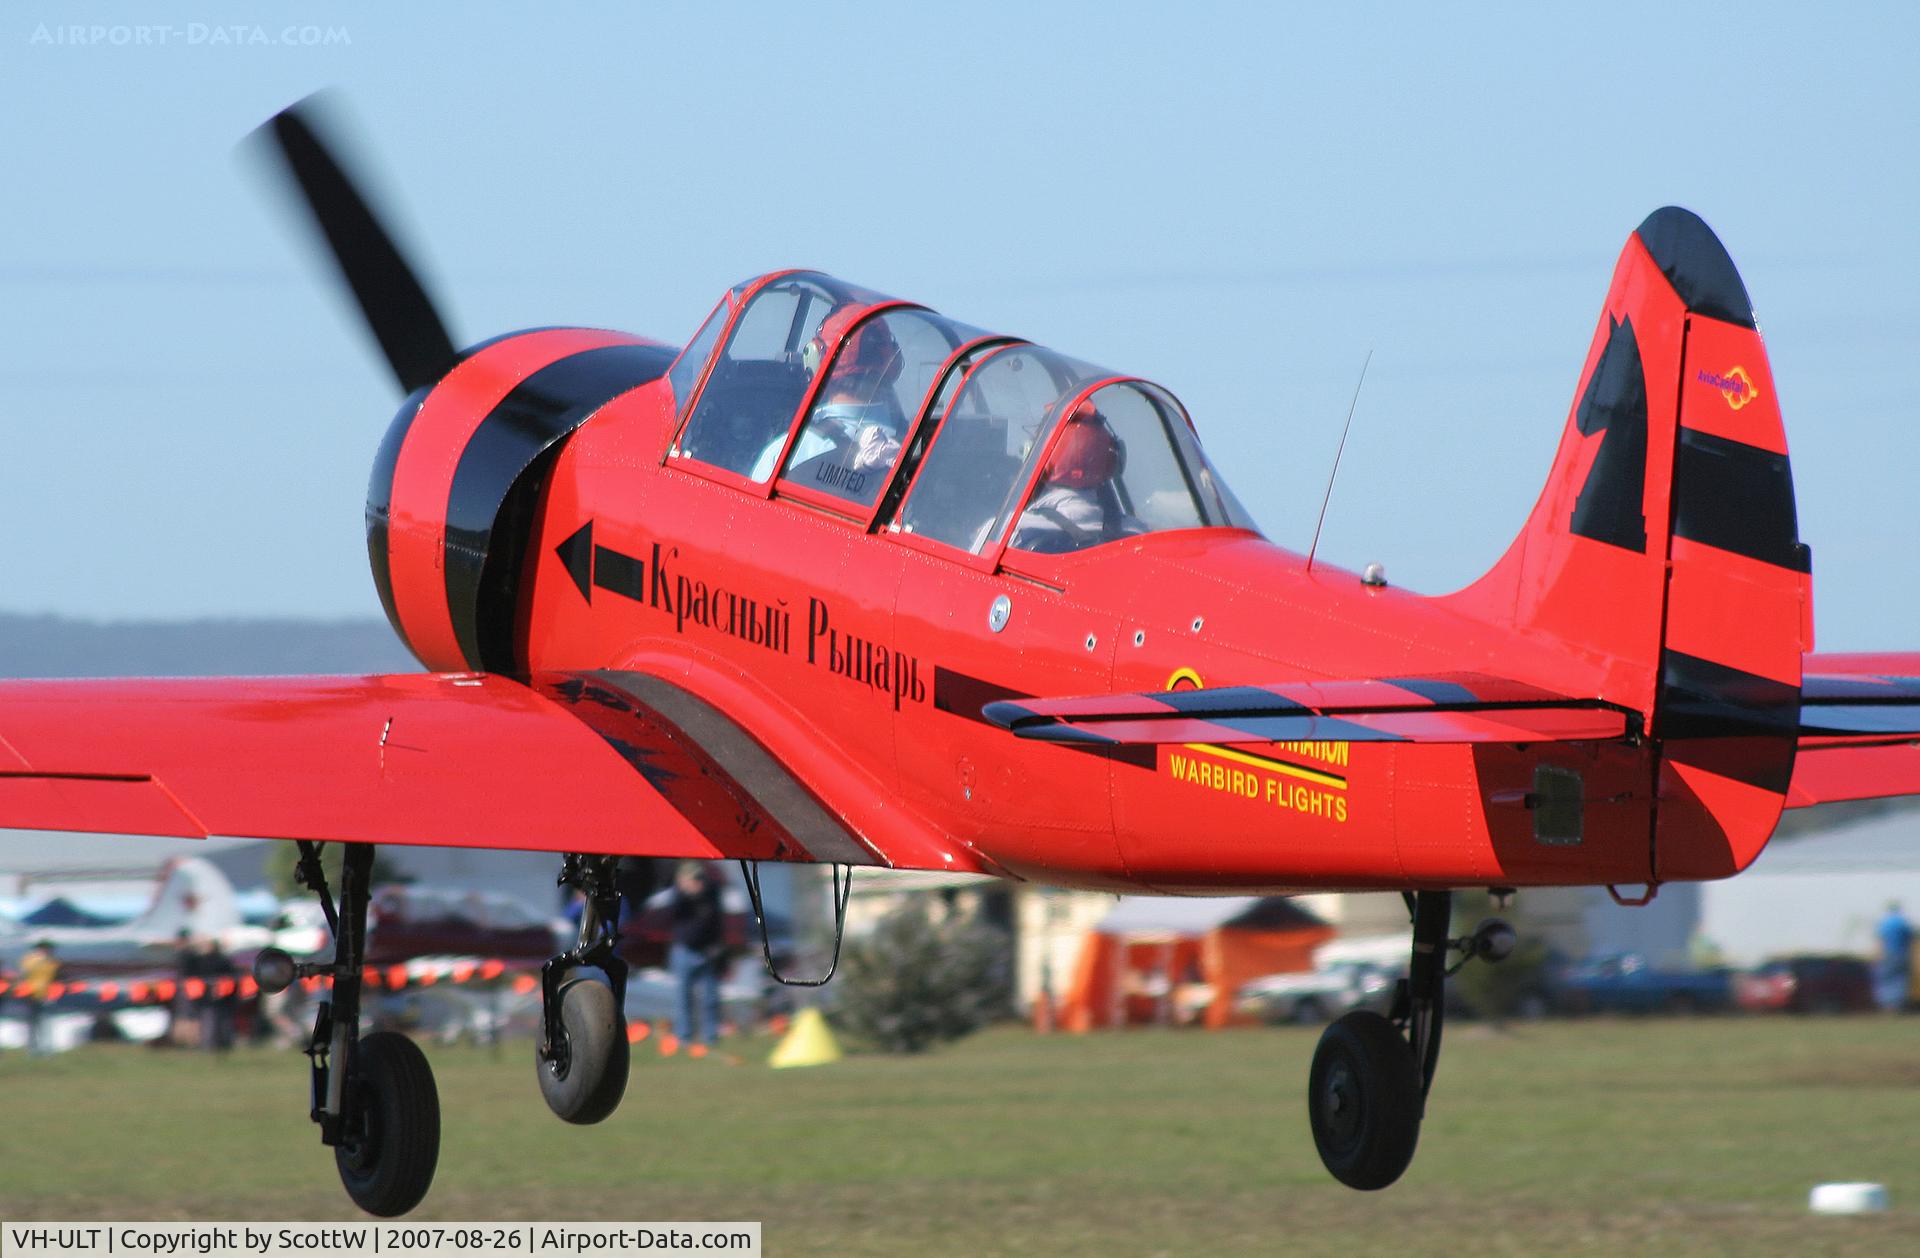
[
  {"xmin": 672, "ymin": 273, "xmax": 890, "ymax": 480},
  {"xmin": 1160, "ymin": 391, "xmax": 1260, "ymax": 532},
  {"xmin": 1004, "ymin": 381, "xmax": 1260, "ymax": 554},
  {"xmin": 902, "ymin": 366, "xmax": 1261, "ymax": 556},
  {"xmin": 896, "ymin": 346, "xmax": 1103, "ymax": 552},
  {"xmin": 669, "ymin": 271, "xmax": 1259, "ymax": 548},
  {"xmin": 1012, "ymin": 384, "xmax": 1201, "ymax": 553},
  {"xmin": 774, "ymin": 309, "xmax": 986, "ymax": 507},
  {"xmin": 667, "ymin": 295, "xmax": 729, "ymax": 416}
]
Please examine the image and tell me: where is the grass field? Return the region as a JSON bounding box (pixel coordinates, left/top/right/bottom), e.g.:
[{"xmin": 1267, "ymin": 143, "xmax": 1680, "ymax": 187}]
[{"xmin": 3, "ymin": 1018, "xmax": 1919, "ymax": 1255}]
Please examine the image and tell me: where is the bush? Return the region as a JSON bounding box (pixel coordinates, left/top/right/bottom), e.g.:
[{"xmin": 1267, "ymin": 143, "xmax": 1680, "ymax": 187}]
[{"xmin": 835, "ymin": 903, "xmax": 1013, "ymax": 1053}]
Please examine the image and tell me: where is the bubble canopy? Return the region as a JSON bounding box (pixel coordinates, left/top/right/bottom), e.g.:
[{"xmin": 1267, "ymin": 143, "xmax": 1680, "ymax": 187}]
[{"xmin": 666, "ymin": 271, "xmax": 1259, "ymax": 553}]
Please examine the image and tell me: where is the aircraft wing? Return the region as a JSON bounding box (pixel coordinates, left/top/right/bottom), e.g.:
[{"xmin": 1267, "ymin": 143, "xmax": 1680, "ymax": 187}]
[
  {"xmin": 981, "ymin": 673, "xmax": 1632, "ymax": 746},
  {"xmin": 1786, "ymin": 653, "xmax": 1920, "ymax": 808},
  {"xmin": 0, "ymin": 671, "xmax": 898, "ymax": 868}
]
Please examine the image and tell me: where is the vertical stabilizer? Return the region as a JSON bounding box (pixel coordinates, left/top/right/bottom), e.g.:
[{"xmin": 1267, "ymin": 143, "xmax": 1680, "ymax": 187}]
[{"xmin": 1446, "ymin": 207, "xmax": 1810, "ymax": 878}]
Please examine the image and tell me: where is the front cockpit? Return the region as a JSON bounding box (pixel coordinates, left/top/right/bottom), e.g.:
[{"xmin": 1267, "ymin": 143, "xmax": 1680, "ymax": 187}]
[{"xmin": 664, "ymin": 271, "xmax": 1258, "ymax": 560}]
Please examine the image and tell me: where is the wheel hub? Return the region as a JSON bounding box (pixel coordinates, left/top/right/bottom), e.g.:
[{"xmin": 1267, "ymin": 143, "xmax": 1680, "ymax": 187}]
[{"xmin": 1321, "ymin": 1059, "xmax": 1364, "ymax": 1151}]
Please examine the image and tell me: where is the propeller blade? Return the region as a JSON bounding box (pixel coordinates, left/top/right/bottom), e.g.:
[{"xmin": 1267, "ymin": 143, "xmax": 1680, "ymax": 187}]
[{"xmin": 257, "ymin": 98, "xmax": 458, "ymax": 394}]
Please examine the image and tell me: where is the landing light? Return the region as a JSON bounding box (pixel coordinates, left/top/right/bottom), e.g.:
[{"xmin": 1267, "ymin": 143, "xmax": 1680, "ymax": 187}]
[
  {"xmin": 253, "ymin": 947, "xmax": 298, "ymax": 994},
  {"xmin": 1469, "ymin": 918, "xmax": 1517, "ymax": 963}
]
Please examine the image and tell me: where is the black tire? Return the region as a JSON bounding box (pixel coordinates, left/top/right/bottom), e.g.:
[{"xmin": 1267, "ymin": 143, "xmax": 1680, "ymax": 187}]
[
  {"xmin": 1307, "ymin": 1010, "xmax": 1424, "ymax": 1191},
  {"xmin": 536, "ymin": 971, "xmax": 629, "ymax": 1125},
  {"xmin": 1291, "ymin": 997, "xmax": 1325, "ymax": 1025},
  {"xmin": 335, "ymin": 1031, "xmax": 439, "ymax": 1217}
]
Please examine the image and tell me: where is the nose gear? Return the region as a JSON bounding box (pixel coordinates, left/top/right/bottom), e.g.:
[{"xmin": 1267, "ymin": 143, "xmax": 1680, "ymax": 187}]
[{"xmin": 535, "ymin": 854, "xmax": 632, "ymax": 1124}]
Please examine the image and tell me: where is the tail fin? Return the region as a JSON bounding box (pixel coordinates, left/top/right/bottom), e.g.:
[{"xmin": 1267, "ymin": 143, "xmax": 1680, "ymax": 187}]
[
  {"xmin": 128, "ymin": 857, "xmax": 240, "ymax": 943},
  {"xmin": 1447, "ymin": 207, "xmax": 1812, "ymax": 878}
]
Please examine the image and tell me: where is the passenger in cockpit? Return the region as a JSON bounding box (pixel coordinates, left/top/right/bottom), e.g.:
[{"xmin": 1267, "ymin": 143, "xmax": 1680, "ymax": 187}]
[
  {"xmin": 1009, "ymin": 402, "xmax": 1147, "ymax": 553},
  {"xmin": 752, "ymin": 315, "xmax": 907, "ymax": 486}
]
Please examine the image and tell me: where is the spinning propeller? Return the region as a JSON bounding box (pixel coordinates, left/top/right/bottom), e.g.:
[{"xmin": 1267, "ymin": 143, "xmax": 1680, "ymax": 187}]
[{"xmin": 254, "ymin": 96, "xmax": 459, "ymax": 395}]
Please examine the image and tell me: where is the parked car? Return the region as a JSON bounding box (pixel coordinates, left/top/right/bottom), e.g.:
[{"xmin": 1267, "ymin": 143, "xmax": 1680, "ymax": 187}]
[
  {"xmin": 1735, "ymin": 955, "xmax": 1875, "ymax": 1014},
  {"xmin": 1551, "ymin": 952, "xmax": 1732, "ymax": 1015},
  {"xmin": 1236, "ymin": 959, "xmax": 1396, "ymax": 1024}
]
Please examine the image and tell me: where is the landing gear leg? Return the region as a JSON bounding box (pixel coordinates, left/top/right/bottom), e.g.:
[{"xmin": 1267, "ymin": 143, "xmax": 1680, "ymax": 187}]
[
  {"xmin": 263, "ymin": 841, "xmax": 440, "ymax": 1217},
  {"xmin": 536, "ymin": 854, "xmax": 630, "ymax": 1125},
  {"xmin": 1306, "ymin": 889, "xmax": 1452, "ymax": 1190}
]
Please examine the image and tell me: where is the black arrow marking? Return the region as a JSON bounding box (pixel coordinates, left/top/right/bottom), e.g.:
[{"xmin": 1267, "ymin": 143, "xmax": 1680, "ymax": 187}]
[
  {"xmin": 555, "ymin": 519, "xmax": 649, "ymax": 605},
  {"xmin": 594, "ymin": 543, "xmax": 647, "ymax": 602},
  {"xmin": 556, "ymin": 521, "xmax": 593, "ymax": 602}
]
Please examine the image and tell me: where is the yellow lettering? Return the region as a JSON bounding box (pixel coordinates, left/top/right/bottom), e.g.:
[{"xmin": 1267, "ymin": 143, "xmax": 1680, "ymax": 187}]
[{"xmin": 1164, "ymin": 748, "xmax": 1348, "ymax": 823}]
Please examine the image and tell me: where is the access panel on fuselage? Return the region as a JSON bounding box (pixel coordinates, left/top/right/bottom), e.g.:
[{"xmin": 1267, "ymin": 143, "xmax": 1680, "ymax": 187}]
[{"xmin": 893, "ymin": 552, "xmax": 1127, "ymax": 889}]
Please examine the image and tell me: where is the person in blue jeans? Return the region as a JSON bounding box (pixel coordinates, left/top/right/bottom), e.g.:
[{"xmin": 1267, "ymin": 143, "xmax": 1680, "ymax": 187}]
[
  {"xmin": 1876, "ymin": 901, "xmax": 1914, "ymax": 1013},
  {"xmin": 667, "ymin": 861, "xmax": 726, "ymax": 1045}
]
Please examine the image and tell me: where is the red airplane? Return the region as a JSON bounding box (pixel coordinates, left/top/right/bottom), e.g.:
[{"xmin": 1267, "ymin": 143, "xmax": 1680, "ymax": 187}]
[{"xmin": 4, "ymin": 99, "xmax": 1918, "ymax": 1215}]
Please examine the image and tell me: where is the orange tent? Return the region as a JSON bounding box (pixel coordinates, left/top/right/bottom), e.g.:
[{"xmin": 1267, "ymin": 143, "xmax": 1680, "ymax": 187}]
[{"xmin": 1060, "ymin": 897, "xmax": 1334, "ymax": 1030}]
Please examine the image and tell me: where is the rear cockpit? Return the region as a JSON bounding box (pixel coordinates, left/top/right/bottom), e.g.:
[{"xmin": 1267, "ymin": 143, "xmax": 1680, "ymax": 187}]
[{"xmin": 665, "ymin": 271, "xmax": 1258, "ymax": 559}]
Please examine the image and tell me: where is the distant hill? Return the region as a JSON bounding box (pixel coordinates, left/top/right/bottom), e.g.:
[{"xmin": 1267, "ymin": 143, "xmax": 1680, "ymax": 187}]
[{"xmin": 0, "ymin": 612, "xmax": 417, "ymax": 677}]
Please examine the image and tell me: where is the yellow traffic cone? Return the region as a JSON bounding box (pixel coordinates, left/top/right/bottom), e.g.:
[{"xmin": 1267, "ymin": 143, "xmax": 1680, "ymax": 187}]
[{"xmin": 768, "ymin": 1007, "xmax": 842, "ymax": 1069}]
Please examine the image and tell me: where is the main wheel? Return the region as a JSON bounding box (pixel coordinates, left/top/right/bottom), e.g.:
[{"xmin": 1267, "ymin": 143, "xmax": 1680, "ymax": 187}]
[
  {"xmin": 536, "ymin": 970, "xmax": 629, "ymax": 1125},
  {"xmin": 335, "ymin": 1031, "xmax": 440, "ymax": 1217},
  {"xmin": 1307, "ymin": 1010, "xmax": 1423, "ymax": 1190}
]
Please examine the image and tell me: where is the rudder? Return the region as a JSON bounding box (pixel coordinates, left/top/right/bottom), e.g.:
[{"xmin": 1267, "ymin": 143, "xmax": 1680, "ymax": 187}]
[{"xmin": 1447, "ymin": 207, "xmax": 1811, "ymax": 879}]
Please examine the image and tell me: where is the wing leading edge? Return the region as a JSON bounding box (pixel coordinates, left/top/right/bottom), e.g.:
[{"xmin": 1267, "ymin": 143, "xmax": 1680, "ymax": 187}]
[{"xmin": 0, "ymin": 671, "xmax": 911, "ymax": 868}]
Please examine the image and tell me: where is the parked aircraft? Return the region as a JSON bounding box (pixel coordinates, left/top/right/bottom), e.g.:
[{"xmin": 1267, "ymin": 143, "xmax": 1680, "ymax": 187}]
[{"xmin": 0, "ymin": 857, "xmax": 241, "ymax": 975}]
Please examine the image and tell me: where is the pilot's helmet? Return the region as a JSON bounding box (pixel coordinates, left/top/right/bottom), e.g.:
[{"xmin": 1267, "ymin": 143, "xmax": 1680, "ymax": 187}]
[
  {"xmin": 803, "ymin": 308, "xmax": 902, "ymax": 392},
  {"xmin": 1046, "ymin": 401, "xmax": 1124, "ymax": 490}
]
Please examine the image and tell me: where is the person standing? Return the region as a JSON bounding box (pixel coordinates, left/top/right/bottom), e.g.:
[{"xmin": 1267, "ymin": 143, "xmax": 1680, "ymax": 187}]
[
  {"xmin": 198, "ymin": 938, "xmax": 239, "ymax": 1051},
  {"xmin": 166, "ymin": 929, "xmax": 196, "ymax": 1046},
  {"xmin": 667, "ymin": 862, "xmax": 726, "ymax": 1047},
  {"xmin": 17, "ymin": 940, "xmax": 60, "ymax": 1055},
  {"xmin": 1875, "ymin": 901, "xmax": 1914, "ymax": 1013}
]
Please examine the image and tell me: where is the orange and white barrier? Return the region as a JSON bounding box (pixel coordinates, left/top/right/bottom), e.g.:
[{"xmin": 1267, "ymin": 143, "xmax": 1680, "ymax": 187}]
[{"xmin": 0, "ymin": 957, "xmax": 523, "ymax": 1007}]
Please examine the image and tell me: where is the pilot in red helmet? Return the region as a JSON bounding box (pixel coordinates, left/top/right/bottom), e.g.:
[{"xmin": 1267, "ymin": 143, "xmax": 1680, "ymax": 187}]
[
  {"xmin": 1009, "ymin": 399, "xmax": 1146, "ymax": 553},
  {"xmin": 755, "ymin": 310, "xmax": 908, "ymax": 487}
]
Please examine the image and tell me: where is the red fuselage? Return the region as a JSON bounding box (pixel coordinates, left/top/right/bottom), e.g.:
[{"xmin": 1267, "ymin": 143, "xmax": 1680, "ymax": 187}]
[
  {"xmin": 505, "ymin": 372, "xmax": 1654, "ymax": 896},
  {"xmin": 365, "ymin": 233, "xmax": 1823, "ymax": 898}
]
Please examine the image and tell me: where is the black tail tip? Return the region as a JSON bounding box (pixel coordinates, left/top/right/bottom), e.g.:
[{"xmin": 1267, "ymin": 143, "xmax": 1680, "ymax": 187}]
[{"xmin": 1635, "ymin": 206, "xmax": 1755, "ymax": 330}]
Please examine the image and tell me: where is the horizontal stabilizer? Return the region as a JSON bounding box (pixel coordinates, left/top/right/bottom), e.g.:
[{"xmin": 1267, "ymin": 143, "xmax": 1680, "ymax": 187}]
[
  {"xmin": 1799, "ymin": 659, "xmax": 1920, "ymax": 735},
  {"xmin": 1786, "ymin": 654, "xmax": 1920, "ymax": 807},
  {"xmin": 982, "ymin": 673, "xmax": 1630, "ymax": 747},
  {"xmin": 1788, "ymin": 741, "xmax": 1920, "ymax": 808}
]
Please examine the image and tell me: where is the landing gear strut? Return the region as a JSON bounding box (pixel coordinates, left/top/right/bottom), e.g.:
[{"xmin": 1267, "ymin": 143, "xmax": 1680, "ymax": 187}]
[
  {"xmin": 255, "ymin": 841, "xmax": 440, "ymax": 1217},
  {"xmin": 1306, "ymin": 891, "xmax": 1512, "ymax": 1191},
  {"xmin": 535, "ymin": 854, "xmax": 630, "ymax": 1125}
]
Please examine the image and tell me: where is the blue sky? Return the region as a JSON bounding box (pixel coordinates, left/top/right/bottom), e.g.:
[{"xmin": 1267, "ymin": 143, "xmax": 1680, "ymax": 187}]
[{"xmin": 1, "ymin": 2, "xmax": 1915, "ymax": 651}]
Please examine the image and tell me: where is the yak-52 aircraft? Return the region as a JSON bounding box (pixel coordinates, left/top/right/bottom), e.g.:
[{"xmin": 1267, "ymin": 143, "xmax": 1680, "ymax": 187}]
[{"xmin": 4, "ymin": 98, "xmax": 1919, "ymax": 1215}]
